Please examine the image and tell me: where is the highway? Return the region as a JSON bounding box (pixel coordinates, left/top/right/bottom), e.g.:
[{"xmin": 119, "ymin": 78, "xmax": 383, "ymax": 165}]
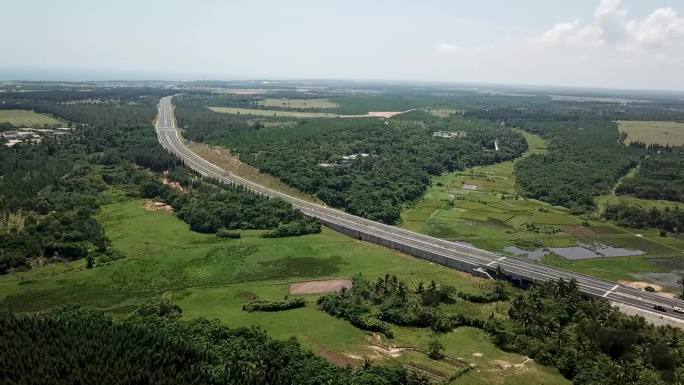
[{"xmin": 156, "ymin": 95, "xmax": 684, "ymax": 321}]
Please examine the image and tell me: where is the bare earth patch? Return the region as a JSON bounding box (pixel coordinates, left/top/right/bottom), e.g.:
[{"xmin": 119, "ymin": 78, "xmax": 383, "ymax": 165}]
[
  {"xmin": 304, "ymin": 335, "xmax": 359, "ymax": 367},
  {"xmin": 289, "ymin": 278, "xmax": 352, "ymax": 295},
  {"xmin": 340, "ymin": 111, "xmax": 407, "ymax": 119},
  {"xmin": 162, "ymin": 174, "xmax": 187, "ymax": 193},
  {"xmin": 143, "ymin": 200, "xmax": 173, "ymax": 213},
  {"xmin": 366, "ymin": 344, "xmax": 407, "ymax": 359},
  {"xmin": 618, "ymin": 280, "xmax": 676, "ymax": 298},
  {"xmin": 562, "ymin": 225, "xmax": 596, "ymax": 237}
]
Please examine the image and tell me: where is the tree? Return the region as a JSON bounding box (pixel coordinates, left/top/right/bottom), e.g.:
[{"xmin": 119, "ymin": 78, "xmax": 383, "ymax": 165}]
[{"xmin": 427, "ymin": 338, "xmax": 444, "ymax": 360}]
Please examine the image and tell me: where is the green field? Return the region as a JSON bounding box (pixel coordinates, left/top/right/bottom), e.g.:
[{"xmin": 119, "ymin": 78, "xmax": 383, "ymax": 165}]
[
  {"xmin": 402, "ymin": 131, "xmax": 684, "ymax": 287},
  {"xmin": 258, "ymin": 98, "xmax": 339, "ymax": 109},
  {"xmin": 618, "ymin": 120, "xmax": 684, "ymax": 146},
  {"xmin": 0, "ymin": 109, "xmax": 63, "ymax": 127},
  {"xmin": 0, "ymin": 190, "xmax": 568, "ymax": 384},
  {"xmin": 209, "ymin": 106, "xmax": 340, "ymax": 118}
]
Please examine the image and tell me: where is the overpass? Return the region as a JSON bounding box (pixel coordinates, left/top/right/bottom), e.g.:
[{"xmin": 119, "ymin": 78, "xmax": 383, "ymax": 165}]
[{"xmin": 156, "ymin": 95, "xmax": 684, "ymax": 322}]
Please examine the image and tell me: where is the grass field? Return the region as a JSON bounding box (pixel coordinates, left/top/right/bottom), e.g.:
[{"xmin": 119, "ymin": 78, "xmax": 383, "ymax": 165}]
[
  {"xmin": 0, "ymin": 109, "xmax": 63, "ymax": 127},
  {"xmin": 0, "ymin": 189, "xmax": 568, "ymax": 384},
  {"xmin": 401, "ymin": 131, "xmax": 684, "ymax": 287},
  {"xmin": 209, "ymin": 106, "xmax": 340, "ymax": 118},
  {"xmin": 618, "ymin": 120, "xmax": 684, "ymax": 146},
  {"xmin": 258, "ymin": 98, "xmax": 339, "ymax": 109}
]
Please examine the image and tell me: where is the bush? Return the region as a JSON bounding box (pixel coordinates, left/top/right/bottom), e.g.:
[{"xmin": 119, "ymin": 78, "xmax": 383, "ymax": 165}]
[
  {"xmin": 216, "ymin": 228, "xmax": 241, "ymax": 238},
  {"xmin": 427, "ymin": 338, "xmax": 444, "ymax": 360},
  {"xmin": 349, "ymin": 314, "xmax": 394, "ymax": 338},
  {"xmin": 243, "ymin": 297, "xmax": 306, "ymax": 312},
  {"xmin": 132, "ymin": 297, "xmax": 182, "ymax": 319},
  {"xmin": 261, "ymin": 218, "xmax": 321, "ymax": 238}
]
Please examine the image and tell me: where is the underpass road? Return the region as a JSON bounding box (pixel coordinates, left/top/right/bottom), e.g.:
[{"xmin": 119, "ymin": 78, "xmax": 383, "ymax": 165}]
[{"xmin": 155, "ymin": 96, "xmax": 684, "ymax": 322}]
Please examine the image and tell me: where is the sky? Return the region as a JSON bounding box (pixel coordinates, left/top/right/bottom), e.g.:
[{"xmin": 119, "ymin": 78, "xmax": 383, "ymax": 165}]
[{"xmin": 2, "ymin": 0, "xmax": 684, "ymax": 90}]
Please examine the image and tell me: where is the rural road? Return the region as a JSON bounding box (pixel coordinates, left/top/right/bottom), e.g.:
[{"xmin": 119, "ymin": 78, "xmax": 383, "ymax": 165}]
[{"xmin": 156, "ymin": 95, "xmax": 684, "ymax": 322}]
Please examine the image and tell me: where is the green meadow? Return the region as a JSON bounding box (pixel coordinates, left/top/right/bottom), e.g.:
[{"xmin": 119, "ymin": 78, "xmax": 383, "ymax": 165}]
[
  {"xmin": 0, "ymin": 189, "xmax": 567, "ymax": 384},
  {"xmin": 0, "ymin": 109, "xmax": 63, "ymax": 127}
]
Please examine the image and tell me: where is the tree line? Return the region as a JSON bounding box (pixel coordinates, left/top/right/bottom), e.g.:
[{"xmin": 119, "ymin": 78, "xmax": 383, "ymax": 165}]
[
  {"xmin": 0, "ymin": 303, "xmax": 429, "ymax": 385},
  {"xmin": 603, "ymin": 202, "xmax": 682, "ymax": 233}
]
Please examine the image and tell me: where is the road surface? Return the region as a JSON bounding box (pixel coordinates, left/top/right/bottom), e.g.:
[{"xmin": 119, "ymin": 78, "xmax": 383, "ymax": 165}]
[{"xmin": 156, "ymin": 95, "xmax": 684, "ymax": 321}]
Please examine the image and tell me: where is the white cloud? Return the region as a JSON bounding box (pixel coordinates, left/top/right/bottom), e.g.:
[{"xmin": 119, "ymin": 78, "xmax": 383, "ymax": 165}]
[
  {"xmin": 626, "ymin": 7, "xmax": 684, "ymax": 50},
  {"xmin": 433, "ymin": 0, "xmax": 684, "ymax": 89},
  {"xmin": 531, "ymin": 0, "xmax": 684, "ymax": 52},
  {"xmin": 435, "ymin": 43, "xmax": 462, "ymax": 54}
]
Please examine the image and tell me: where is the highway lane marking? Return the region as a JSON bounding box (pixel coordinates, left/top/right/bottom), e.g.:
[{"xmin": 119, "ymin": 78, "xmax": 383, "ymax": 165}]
[
  {"xmin": 486, "ymin": 256, "xmax": 506, "ymax": 267},
  {"xmin": 603, "ymin": 284, "xmax": 620, "ymax": 298}
]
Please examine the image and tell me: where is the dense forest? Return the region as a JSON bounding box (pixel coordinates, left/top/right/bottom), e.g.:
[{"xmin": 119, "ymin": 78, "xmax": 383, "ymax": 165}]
[
  {"xmin": 616, "ymin": 149, "xmax": 684, "ymax": 202},
  {"xmin": 503, "ymin": 114, "xmax": 638, "ymax": 212},
  {"xmin": 0, "ymin": 89, "xmax": 318, "ymax": 274},
  {"xmin": 491, "ymin": 279, "xmax": 684, "ymax": 385},
  {"xmin": 175, "ymin": 95, "xmax": 528, "ymax": 224},
  {"xmin": 0, "ymin": 303, "xmax": 428, "ymax": 385}
]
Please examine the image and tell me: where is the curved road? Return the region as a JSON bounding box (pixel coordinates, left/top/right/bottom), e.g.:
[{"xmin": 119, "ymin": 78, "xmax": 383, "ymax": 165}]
[{"xmin": 156, "ymin": 96, "xmax": 684, "ymax": 322}]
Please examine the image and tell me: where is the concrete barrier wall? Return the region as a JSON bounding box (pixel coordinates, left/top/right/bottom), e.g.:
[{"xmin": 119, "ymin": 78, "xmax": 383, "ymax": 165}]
[{"xmin": 320, "ymin": 218, "xmax": 480, "ymax": 277}]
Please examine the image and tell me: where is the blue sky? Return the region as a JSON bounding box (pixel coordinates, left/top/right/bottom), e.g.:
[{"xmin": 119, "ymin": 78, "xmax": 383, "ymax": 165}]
[{"xmin": 2, "ymin": 0, "xmax": 684, "ymax": 89}]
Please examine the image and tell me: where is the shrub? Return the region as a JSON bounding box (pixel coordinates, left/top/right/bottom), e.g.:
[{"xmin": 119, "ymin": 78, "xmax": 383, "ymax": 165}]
[
  {"xmin": 243, "ymin": 297, "xmax": 306, "ymax": 312},
  {"xmin": 427, "ymin": 338, "xmax": 444, "ymax": 360},
  {"xmin": 216, "ymin": 228, "xmax": 241, "ymax": 238}
]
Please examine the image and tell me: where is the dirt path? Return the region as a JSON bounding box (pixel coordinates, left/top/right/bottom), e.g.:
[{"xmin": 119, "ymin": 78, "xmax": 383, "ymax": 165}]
[{"xmin": 289, "ymin": 279, "xmax": 352, "ymax": 295}]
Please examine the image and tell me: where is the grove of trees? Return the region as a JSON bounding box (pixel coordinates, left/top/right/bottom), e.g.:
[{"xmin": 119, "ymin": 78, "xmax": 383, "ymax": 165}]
[
  {"xmin": 0, "ymin": 303, "xmax": 429, "ymax": 385},
  {"xmin": 175, "ymin": 95, "xmax": 528, "ymax": 224}
]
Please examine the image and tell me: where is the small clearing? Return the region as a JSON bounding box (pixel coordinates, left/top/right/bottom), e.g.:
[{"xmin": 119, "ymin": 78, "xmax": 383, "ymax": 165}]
[
  {"xmin": 258, "ymin": 98, "xmax": 339, "ymax": 109},
  {"xmin": 143, "ymin": 200, "xmax": 173, "ymax": 212},
  {"xmin": 162, "ymin": 173, "xmax": 187, "ymax": 193},
  {"xmin": 0, "ymin": 110, "xmax": 63, "ymax": 127},
  {"xmin": 289, "ymin": 278, "xmax": 352, "ymax": 295}
]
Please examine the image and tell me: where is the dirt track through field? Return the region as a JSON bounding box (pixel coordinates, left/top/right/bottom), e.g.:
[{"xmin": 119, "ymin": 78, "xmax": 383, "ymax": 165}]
[{"xmin": 289, "ymin": 278, "xmax": 352, "ymax": 294}]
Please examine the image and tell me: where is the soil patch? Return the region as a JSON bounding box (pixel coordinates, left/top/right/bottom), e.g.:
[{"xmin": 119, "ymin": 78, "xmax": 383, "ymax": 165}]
[
  {"xmin": 619, "ymin": 280, "xmax": 676, "ymax": 298},
  {"xmin": 289, "ymin": 278, "xmax": 352, "ymax": 295},
  {"xmin": 366, "ymin": 344, "xmax": 407, "ymax": 359},
  {"xmin": 162, "ymin": 175, "xmax": 186, "ymax": 193},
  {"xmin": 563, "ymin": 225, "xmax": 596, "ymax": 237},
  {"xmin": 619, "ymin": 280, "xmax": 664, "ymax": 291},
  {"xmin": 143, "ymin": 200, "xmax": 173, "ymax": 212},
  {"xmin": 304, "ymin": 335, "xmax": 359, "ymax": 367}
]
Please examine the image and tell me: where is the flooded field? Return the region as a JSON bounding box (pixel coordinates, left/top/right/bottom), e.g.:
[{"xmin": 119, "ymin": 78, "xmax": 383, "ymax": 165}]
[{"xmin": 504, "ymin": 242, "xmax": 645, "ymax": 261}]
